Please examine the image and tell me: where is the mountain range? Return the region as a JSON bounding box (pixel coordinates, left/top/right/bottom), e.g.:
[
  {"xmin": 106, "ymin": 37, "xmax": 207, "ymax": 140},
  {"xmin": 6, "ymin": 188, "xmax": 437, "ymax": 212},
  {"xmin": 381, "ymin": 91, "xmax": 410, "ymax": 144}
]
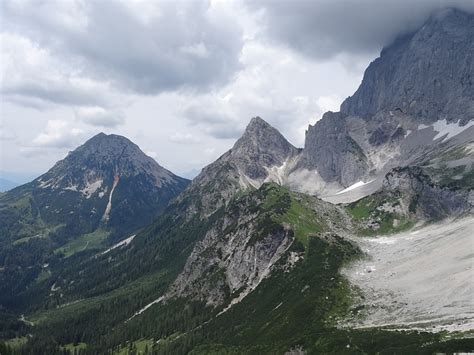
[{"xmin": 0, "ymin": 7, "xmax": 473, "ymax": 355}]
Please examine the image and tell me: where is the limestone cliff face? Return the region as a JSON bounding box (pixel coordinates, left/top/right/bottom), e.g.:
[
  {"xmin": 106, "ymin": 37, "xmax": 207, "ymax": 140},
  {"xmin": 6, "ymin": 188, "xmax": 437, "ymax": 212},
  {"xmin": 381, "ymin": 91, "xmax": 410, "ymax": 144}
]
[
  {"xmin": 340, "ymin": 9, "xmax": 474, "ymax": 124},
  {"xmin": 166, "ymin": 188, "xmax": 294, "ymax": 306},
  {"xmin": 297, "ymin": 112, "xmax": 369, "ymax": 187},
  {"xmin": 292, "ymin": 9, "xmax": 474, "ymax": 191}
]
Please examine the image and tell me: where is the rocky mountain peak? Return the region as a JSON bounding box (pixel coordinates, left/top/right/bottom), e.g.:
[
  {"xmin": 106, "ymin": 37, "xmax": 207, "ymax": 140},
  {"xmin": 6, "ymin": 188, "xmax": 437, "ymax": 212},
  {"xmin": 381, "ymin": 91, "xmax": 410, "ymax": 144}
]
[
  {"xmin": 8, "ymin": 132, "xmax": 191, "ymax": 237},
  {"xmin": 182, "ymin": 117, "xmax": 300, "ymax": 216},
  {"xmin": 340, "ymin": 8, "xmax": 474, "ymax": 124},
  {"xmin": 240, "ymin": 116, "xmax": 274, "ymax": 138},
  {"xmin": 288, "ymin": 8, "xmax": 474, "ymax": 195},
  {"xmin": 233, "ymin": 117, "xmax": 299, "ymax": 163},
  {"xmin": 49, "ymin": 132, "xmax": 177, "ymax": 188},
  {"xmin": 73, "ymin": 132, "xmax": 147, "ymax": 165}
]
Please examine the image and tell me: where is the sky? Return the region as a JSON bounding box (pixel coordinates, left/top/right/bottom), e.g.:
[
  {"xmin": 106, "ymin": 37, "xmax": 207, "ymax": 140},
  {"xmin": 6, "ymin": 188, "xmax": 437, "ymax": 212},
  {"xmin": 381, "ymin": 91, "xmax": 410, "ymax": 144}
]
[{"xmin": 1, "ymin": 0, "xmax": 473, "ymax": 180}]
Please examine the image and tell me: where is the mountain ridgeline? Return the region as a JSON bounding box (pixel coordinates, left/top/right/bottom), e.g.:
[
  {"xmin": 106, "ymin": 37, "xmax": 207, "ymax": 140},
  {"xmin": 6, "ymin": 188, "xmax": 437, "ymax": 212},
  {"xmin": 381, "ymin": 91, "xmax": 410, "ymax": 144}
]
[
  {"xmin": 1, "ymin": 133, "xmax": 189, "ymax": 240},
  {"xmin": 1, "ymin": 7, "xmax": 473, "ymax": 355},
  {"xmin": 0, "ymin": 133, "xmax": 189, "ymax": 313}
]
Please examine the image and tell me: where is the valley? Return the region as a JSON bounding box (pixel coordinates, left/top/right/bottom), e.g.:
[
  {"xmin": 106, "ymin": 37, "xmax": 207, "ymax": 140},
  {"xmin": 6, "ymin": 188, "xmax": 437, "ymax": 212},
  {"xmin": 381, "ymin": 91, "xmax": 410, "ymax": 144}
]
[{"xmin": 0, "ymin": 6, "xmax": 473, "ymax": 355}]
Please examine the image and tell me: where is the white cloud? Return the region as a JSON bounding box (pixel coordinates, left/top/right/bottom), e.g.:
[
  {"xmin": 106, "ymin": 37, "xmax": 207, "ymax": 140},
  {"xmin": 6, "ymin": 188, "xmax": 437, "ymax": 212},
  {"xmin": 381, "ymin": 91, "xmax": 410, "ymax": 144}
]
[
  {"xmin": 75, "ymin": 106, "xmax": 125, "ymax": 128},
  {"xmin": 169, "ymin": 132, "xmax": 201, "ymax": 144},
  {"xmin": 249, "ymin": 0, "xmax": 474, "ymax": 60},
  {"xmin": 4, "ymin": 0, "xmax": 464, "ymax": 177},
  {"xmin": 0, "ymin": 126, "xmax": 16, "ymax": 141},
  {"xmin": 2, "ymin": 0, "xmax": 244, "ymax": 94},
  {"xmin": 316, "ymin": 95, "xmax": 342, "ymax": 113},
  {"xmin": 0, "ymin": 33, "xmax": 113, "ymax": 108},
  {"xmin": 31, "ymin": 120, "xmax": 85, "ymax": 148},
  {"xmin": 180, "ymin": 42, "xmax": 210, "ymax": 58},
  {"xmin": 180, "ymin": 39, "xmax": 363, "ymax": 146}
]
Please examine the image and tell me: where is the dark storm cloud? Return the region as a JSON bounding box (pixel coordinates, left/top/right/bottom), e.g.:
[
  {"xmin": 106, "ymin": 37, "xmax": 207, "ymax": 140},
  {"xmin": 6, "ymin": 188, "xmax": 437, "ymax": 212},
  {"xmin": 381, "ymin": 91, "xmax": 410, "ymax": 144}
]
[
  {"xmin": 249, "ymin": 0, "xmax": 474, "ymax": 59},
  {"xmin": 1, "ymin": 0, "xmax": 243, "ymax": 95}
]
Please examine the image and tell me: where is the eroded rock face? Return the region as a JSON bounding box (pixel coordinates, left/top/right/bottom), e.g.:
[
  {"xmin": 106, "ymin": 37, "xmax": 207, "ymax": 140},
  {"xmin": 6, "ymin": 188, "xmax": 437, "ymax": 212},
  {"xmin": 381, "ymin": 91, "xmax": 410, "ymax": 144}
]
[
  {"xmin": 166, "ymin": 189, "xmax": 294, "ymax": 306},
  {"xmin": 292, "ymin": 9, "xmax": 474, "ymax": 192},
  {"xmin": 297, "ymin": 112, "xmax": 369, "ymax": 186},
  {"xmin": 382, "ymin": 167, "xmax": 472, "ymax": 220},
  {"xmin": 340, "ymin": 9, "xmax": 474, "ymax": 125}
]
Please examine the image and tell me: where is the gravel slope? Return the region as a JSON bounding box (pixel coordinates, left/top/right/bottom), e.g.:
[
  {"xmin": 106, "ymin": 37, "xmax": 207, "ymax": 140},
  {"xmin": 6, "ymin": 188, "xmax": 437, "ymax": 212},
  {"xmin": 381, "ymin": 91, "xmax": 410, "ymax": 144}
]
[{"xmin": 343, "ymin": 217, "xmax": 474, "ymax": 332}]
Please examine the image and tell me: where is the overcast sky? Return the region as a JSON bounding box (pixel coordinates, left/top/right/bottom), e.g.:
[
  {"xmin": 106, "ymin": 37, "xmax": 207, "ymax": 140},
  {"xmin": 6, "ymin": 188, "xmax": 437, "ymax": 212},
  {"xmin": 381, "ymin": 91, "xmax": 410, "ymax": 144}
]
[{"xmin": 1, "ymin": 0, "xmax": 473, "ymax": 180}]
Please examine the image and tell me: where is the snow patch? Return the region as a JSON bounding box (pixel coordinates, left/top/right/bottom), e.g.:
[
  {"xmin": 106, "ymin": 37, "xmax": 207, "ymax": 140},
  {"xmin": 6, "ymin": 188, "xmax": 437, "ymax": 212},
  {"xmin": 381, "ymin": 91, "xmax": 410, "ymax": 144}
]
[
  {"xmin": 81, "ymin": 179, "xmax": 103, "ymax": 198},
  {"xmin": 63, "ymin": 184, "xmax": 78, "ymax": 192},
  {"xmin": 264, "ymin": 156, "xmax": 299, "ymax": 186},
  {"xmin": 432, "ymin": 119, "xmax": 474, "ymax": 142},
  {"xmin": 466, "ymin": 142, "xmax": 474, "ymax": 154},
  {"xmin": 101, "ymin": 234, "xmax": 136, "ymax": 255},
  {"xmin": 336, "ymin": 180, "xmax": 374, "ymax": 195},
  {"xmin": 238, "ymin": 172, "xmax": 260, "ymax": 189},
  {"xmin": 38, "ymin": 178, "xmax": 54, "ymax": 189},
  {"xmin": 265, "ymin": 161, "xmax": 288, "ymax": 185}
]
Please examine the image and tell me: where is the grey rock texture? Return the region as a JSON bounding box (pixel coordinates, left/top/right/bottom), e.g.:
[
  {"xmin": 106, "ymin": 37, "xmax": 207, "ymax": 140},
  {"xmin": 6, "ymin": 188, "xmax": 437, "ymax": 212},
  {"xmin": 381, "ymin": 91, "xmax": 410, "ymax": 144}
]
[
  {"xmin": 165, "ymin": 183, "xmax": 354, "ymax": 307},
  {"xmin": 297, "ymin": 112, "xmax": 369, "ymax": 186},
  {"xmin": 44, "ymin": 133, "xmax": 181, "ymax": 188},
  {"xmin": 231, "ymin": 117, "xmax": 300, "ymax": 180},
  {"xmin": 293, "ymin": 9, "xmax": 474, "ymax": 192},
  {"xmin": 166, "ymin": 187, "xmax": 294, "ymax": 306},
  {"xmin": 1, "ymin": 133, "xmax": 189, "ymax": 238},
  {"xmin": 180, "ymin": 117, "xmax": 300, "ymax": 216},
  {"xmin": 343, "ymin": 216, "xmax": 474, "ymax": 332},
  {"xmin": 382, "ymin": 166, "xmax": 472, "ymax": 220},
  {"xmin": 340, "ymin": 8, "xmax": 474, "ymax": 125}
]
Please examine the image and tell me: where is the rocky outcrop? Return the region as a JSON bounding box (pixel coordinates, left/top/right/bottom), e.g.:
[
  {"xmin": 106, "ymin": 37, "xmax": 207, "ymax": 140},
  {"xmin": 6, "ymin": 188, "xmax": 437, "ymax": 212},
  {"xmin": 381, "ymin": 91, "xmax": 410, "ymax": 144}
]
[
  {"xmin": 382, "ymin": 166, "xmax": 472, "ymax": 220},
  {"xmin": 231, "ymin": 117, "xmax": 300, "ymax": 180},
  {"xmin": 296, "ymin": 112, "xmax": 369, "ymax": 186},
  {"xmin": 166, "ymin": 185, "xmax": 294, "ymax": 306},
  {"xmin": 180, "ymin": 117, "xmax": 300, "ymax": 216}
]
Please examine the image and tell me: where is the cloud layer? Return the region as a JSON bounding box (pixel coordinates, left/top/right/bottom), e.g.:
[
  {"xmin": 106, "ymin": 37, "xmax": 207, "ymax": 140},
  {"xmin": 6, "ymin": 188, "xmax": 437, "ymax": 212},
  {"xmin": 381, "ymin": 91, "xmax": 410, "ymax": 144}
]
[
  {"xmin": 2, "ymin": 0, "xmax": 471, "ymax": 177},
  {"xmin": 2, "ymin": 0, "xmax": 243, "ymax": 95},
  {"xmin": 250, "ymin": 0, "xmax": 474, "ymax": 59}
]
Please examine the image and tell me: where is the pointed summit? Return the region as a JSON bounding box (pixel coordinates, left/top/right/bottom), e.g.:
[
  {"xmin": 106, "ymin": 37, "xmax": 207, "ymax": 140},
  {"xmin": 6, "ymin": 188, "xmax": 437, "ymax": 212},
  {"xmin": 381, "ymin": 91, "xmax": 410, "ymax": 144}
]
[
  {"xmin": 237, "ymin": 117, "xmax": 283, "ymax": 143},
  {"xmin": 243, "ymin": 116, "xmax": 273, "ymax": 134},
  {"xmin": 184, "ymin": 116, "xmax": 300, "ymax": 215},
  {"xmin": 56, "ymin": 132, "xmax": 180, "ymax": 188},
  {"xmin": 1, "ymin": 133, "xmax": 189, "ymax": 240},
  {"xmin": 230, "ymin": 117, "xmax": 299, "ymax": 179},
  {"xmin": 233, "ymin": 117, "xmax": 299, "ymax": 162}
]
